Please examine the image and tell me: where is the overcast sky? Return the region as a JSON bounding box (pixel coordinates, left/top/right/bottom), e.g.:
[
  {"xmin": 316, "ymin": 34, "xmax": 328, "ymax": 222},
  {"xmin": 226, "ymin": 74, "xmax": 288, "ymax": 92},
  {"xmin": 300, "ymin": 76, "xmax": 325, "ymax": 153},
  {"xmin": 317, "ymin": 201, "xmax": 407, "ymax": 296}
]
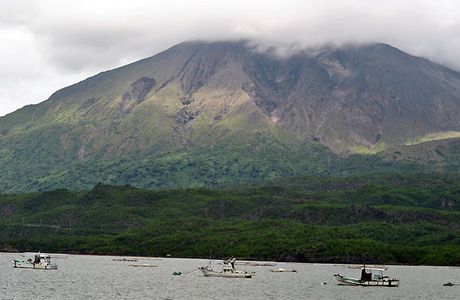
[{"xmin": 1, "ymin": 0, "xmax": 460, "ymax": 117}]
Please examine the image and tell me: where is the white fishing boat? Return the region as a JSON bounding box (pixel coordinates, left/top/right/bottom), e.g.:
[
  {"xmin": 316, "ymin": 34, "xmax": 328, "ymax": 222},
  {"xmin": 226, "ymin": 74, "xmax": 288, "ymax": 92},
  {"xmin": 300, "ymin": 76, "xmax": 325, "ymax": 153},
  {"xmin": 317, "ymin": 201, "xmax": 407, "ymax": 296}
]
[
  {"xmin": 12, "ymin": 253, "xmax": 58, "ymax": 270},
  {"xmin": 199, "ymin": 258, "xmax": 254, "ymax": 278},
  {"xmin": 334, "ymin": 266, "xmax": 399, "ymax": 287}
]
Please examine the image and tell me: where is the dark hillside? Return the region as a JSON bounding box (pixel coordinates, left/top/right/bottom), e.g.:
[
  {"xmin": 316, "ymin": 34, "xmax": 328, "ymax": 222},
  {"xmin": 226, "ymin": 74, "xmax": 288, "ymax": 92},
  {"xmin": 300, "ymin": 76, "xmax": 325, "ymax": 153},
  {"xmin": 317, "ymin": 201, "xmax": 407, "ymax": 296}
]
[{"xmin": 1, "ymin": 174, "xmax": 459, "ymax": 265}]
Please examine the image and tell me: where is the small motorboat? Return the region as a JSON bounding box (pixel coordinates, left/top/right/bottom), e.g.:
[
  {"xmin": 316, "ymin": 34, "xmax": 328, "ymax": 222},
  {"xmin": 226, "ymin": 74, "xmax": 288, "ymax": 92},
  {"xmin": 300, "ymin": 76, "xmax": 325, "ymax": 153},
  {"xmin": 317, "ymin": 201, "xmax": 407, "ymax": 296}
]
[
  {"xmin": 334, "ymin": 265, "xmax": 399, "ymax": 287},
  {"xmin": 12, "ymin": 253, "xmax": 58, "ymax": 270},
  {"xmin": 443, "ymin": 282, "xmax": 458, "ymax": 286},
  {"xmin": 270, "ymin": 268, "xmax": 297, "ymax": 273},
  {"xmin": 199, "ymin": 258, "xmax": 254, "ymax": 278},
  {"xmin": 128, "ymin": 264, "xmax": 157, "ymax": 268},
  {"xmin": 248, "ymin": 262, "xmax": 277, "ymax": 267},
  {"xmin": 113, "ymin": 258, "xmax": 138, "ymax": 262}
]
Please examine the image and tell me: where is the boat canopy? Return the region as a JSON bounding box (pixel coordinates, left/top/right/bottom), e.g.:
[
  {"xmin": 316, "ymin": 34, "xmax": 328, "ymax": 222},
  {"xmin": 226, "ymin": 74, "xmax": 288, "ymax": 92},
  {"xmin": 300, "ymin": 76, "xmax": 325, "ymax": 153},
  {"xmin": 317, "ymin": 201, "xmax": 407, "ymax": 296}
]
[{"xmin": 362, "ymin": 267, "xmax": 386, "ymax": 271}]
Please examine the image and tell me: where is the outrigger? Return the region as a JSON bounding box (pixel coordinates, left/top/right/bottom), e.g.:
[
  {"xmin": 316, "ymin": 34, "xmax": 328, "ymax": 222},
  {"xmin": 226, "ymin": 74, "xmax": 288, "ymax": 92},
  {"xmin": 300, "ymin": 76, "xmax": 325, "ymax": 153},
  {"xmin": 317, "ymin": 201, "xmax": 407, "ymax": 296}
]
[{"xmin": 334, "ymin": 265, "xmax": 399, "ymax": 287}]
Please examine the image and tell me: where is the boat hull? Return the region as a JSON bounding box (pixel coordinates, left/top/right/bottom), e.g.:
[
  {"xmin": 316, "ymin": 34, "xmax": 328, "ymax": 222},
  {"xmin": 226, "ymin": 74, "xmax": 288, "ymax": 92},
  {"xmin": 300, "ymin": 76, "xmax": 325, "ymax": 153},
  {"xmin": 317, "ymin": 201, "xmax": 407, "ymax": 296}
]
[
  {"xmin": 334, "ymin": 274, "xmax": 399, "ymax": 287},
  {"xmin": 199, "ymin": 267, "xmax": 253, "ymax": 278},
  {"xmin": 14, "ymin": 264, "xmax": 58, "ymax": 270}
]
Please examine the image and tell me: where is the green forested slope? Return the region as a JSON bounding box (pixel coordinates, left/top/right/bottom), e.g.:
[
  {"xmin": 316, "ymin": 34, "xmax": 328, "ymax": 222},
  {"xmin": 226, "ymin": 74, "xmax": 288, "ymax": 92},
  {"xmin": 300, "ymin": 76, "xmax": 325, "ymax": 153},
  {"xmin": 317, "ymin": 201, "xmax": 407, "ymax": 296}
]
[{"xmin": 1, "ymin": 174, "xmax": 459, "ymax": 265}]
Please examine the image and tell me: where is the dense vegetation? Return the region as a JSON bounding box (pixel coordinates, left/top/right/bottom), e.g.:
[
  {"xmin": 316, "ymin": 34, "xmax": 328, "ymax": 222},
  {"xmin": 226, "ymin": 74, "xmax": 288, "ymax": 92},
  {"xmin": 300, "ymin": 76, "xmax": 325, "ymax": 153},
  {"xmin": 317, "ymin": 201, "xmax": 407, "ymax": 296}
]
[
  {"xmin": 0, "ymin": 139, "xmax": 331, "ymax": 193},
  {"xmin": 0, "ymin": 137, "xmax": 438, "ymax": 194},
  {"xmin": 1, "ymin": 173, "xmax": 459, "ymax": 265}
]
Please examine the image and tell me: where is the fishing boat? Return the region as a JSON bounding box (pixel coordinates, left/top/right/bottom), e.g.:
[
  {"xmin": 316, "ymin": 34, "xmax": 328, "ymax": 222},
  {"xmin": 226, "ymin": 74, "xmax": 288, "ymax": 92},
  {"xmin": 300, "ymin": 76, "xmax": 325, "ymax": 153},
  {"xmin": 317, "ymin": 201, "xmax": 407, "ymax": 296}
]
[
  {"xmin": 12, "ymin": 253, "xmax": 58, "ymax": 270},
  {"xmin": 334, "ymin": 265, "xmax": 399, "ymax": 287},
  {"xmin": 199, "ymin": 258, "xmax": 254, "ymax": 278}
]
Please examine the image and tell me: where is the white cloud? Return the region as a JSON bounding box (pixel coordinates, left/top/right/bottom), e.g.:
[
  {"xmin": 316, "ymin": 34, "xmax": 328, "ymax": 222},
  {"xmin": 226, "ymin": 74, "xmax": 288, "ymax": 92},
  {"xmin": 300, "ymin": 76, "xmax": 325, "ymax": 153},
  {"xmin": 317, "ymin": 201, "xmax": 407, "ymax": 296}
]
[{"xmin": 1, "ymin": 0, "xmax": 460, "ymax": 116}]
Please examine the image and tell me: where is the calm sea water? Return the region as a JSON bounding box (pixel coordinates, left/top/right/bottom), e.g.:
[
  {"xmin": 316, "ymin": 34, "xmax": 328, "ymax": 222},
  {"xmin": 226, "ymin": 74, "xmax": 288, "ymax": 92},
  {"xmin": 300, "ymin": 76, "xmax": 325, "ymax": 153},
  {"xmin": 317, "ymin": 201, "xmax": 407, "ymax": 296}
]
[{"xmin": 0, "ymin": 252, "xmax": 459, "ymax": 299}]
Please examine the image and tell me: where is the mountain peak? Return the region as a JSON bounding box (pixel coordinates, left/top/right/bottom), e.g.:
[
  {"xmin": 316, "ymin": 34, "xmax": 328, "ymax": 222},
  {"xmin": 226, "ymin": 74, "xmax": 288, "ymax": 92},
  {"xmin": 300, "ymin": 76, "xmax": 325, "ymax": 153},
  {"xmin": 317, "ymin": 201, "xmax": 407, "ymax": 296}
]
[{"xmin": 2, "ymin": 40, "xmax": 460, "ymax": 192}]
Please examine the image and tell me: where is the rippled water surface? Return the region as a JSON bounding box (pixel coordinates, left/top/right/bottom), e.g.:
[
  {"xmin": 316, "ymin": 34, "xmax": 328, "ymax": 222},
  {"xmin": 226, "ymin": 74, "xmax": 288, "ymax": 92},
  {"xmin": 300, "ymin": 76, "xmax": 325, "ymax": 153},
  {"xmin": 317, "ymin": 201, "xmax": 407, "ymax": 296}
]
[{"xmin": 1, "ymin": 252, "xmax": 459, "ymax": 299}]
